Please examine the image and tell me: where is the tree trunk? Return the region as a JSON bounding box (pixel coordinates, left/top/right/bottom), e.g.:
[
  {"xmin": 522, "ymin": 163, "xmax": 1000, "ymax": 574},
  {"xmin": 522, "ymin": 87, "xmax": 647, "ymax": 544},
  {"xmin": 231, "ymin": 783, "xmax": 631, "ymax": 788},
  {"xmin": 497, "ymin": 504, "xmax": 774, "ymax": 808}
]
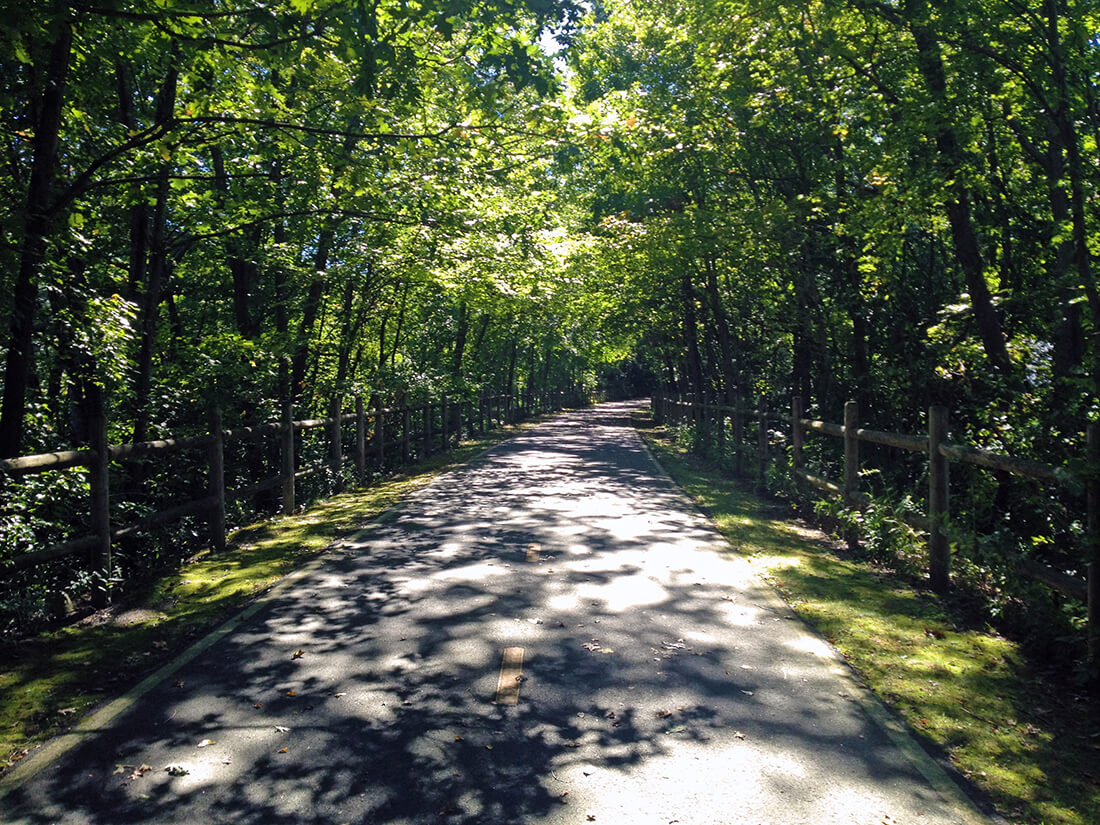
[
  {"xmin": 905, "ymin": 0, "xmax": 1014, "ymax": 377},
  {"xmin": 452, "ymin": 301, "xmax": 468, "ymax": 378},
  {"xmin": 1043, "ymin": 0, "xmax": 1100, "ymax": 396},
  {"xmin": 681, "ymin": 270, "xmax": 705, "ymax": 402},
  {"xmin": 0, "ymin": 7, "xmax": 73, "ymax": 458},
  {"xmin": 389, "ymin": 275, "xmax": 406, "ymax": 366},
  {"xmin": 131, "ymin": 168, "xmax": 171, "ymax": 445},
  {"xmin": 291, "ymin": 227, "xmax": 334, "ymax": 401},
  {"xmin": 702, "ymin": 254, "xmax": 738, "ymax": 406},
  {"xmin": 469, "ymin": 313, "xmax": 492, "ymax": 373},
  {"xmin": 131, "ymin": 61, "xmax": 178, "ymax": 444}
]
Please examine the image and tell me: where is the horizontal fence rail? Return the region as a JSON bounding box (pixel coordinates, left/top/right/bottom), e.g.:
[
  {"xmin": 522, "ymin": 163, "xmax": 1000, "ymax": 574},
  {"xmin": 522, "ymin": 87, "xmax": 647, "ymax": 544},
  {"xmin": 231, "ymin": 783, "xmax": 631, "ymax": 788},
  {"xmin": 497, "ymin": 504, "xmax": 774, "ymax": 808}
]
[
  {"xmin": 2, "ymin": 388, "xmax": 582, "ymax": 605},
  {"xmin": 652, "ymin": 392, "xmax": 1099, "ymax": 676}
]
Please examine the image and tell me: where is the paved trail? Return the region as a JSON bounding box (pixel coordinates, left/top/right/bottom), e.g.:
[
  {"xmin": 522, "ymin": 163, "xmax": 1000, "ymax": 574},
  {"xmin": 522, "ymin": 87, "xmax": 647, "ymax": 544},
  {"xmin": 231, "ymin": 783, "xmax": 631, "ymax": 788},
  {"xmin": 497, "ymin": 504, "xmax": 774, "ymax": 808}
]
[{"xmin": 3, "ymin": 403, "xmax": 989, "ymax": 824}]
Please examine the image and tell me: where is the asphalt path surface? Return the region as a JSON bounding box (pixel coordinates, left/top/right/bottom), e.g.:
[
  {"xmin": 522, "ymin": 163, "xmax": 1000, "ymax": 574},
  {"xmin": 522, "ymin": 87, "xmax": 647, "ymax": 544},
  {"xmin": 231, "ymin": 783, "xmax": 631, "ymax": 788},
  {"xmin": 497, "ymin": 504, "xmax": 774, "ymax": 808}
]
[{"xmin": 3, "ymin": 402, "xmax": 990, "ymax": 824}]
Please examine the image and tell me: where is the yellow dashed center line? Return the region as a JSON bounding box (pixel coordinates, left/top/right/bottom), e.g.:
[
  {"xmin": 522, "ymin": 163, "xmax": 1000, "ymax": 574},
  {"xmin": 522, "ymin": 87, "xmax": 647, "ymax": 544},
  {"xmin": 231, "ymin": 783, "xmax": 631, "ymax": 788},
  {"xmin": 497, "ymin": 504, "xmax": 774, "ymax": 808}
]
[{"xmin": 494, "ymin": 647, "xmax": 525, "ymax": 705}]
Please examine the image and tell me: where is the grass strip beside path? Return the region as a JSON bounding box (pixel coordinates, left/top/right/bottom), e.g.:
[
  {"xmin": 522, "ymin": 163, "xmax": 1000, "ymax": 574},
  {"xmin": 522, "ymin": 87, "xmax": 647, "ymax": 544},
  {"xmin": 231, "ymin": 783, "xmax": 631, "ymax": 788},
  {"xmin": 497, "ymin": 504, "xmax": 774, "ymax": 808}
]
[
  {"xmin": 638, "ymin": 418, "xmax": 1100, "ymax": 825},
  {"xmin": 0, "ymin": 421, "xmax": 541, "ymax": 778}
]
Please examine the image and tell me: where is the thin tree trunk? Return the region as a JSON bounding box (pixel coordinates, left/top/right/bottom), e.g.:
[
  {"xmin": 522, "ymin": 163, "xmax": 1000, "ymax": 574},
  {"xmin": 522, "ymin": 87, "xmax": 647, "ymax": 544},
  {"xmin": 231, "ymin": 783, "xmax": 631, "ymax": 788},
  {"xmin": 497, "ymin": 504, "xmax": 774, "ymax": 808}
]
[
  {"xmin": 131, "ymin": 167, "xmax": 171, "ymax": 445},
  {"xmin": 681, "ymin": 270, "xmax": 705, "ymax": 402},
  {"xmin": 291, "ymin": 227, "xmax": 334, "ymax": 399},
  {"xmin": 452, "ymin": 301, "xmax": 468, "ymax": 378},
  {"xmin": 702, "ymin": 254, "xmax": 738, "ymax": 406},
  {"xmin": 1043, "ymin": 0, "xmax": 1100, "ymax": 396},
  {"xmin": 389, "ymin": 274, "xmax": 407, "ymax": 366},
  {"xmin": 905, "ymin": 0, "xmax": 1014, "ymax": 376},
  {"xmin": 131, "ymin": 60, "xmax": 178, "ymax": 444},
  {"xmin": 469, "ymin": 313, "xmax": 492, "ymax": 371},
  {"xmin": 0, "ymin": 7, "xmax": 73, "ymax": 457}
]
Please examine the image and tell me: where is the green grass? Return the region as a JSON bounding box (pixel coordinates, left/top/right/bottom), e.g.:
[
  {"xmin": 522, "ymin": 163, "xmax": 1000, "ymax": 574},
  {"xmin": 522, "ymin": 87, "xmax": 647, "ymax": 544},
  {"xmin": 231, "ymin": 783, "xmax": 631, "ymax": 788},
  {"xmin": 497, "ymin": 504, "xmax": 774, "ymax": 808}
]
[
  {"xmin": 638, "ymin": 418, "xmax": 1100, "ymax": 825},
  {"xmin": 0, "ymin": 421, "xmax": 540, "ymax": 776}
]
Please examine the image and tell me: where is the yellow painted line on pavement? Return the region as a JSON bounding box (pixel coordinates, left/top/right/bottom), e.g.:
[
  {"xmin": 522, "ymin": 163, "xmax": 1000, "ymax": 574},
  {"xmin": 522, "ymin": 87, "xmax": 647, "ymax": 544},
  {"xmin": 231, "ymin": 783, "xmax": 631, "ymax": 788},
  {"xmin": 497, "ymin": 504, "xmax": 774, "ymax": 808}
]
[{"xmin": 494, "ymin": 647, "xmax": 525, "ymax": 705}]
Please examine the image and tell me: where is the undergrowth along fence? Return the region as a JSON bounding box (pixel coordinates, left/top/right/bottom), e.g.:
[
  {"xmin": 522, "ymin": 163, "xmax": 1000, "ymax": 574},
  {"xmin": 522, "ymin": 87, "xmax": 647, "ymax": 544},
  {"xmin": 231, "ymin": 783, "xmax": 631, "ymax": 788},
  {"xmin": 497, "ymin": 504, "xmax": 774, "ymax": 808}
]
[
  {"xmin": 652, "ymin": 392, "xmax": 1099, "ymax": 678},
  {"xmin": 1, "ymin": 389, "xmax": 576, "ymax": 606}
]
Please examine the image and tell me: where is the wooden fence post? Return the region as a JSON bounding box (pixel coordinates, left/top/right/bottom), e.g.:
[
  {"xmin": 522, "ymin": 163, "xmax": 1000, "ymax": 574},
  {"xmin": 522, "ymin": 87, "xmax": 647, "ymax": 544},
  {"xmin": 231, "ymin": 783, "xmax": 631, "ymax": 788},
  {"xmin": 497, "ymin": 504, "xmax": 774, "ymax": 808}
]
[
  {"xmin": 441, "ymin": 396, "xmax": 449, "ymax": 447},
  {"xmin": 375, "ymin": 395, "xmax": 385, "ymax": 467},
  {"xmin": 928, "ymin": 405, "xmax": 950, "ymax": 594},
  {"xmin": 734, "ymin": 391, "xmax": 745, "ymax": 476},
  {"xmin": 843, "ymin": 400, "xmax": 860, "ymax": 552},
  {"xmin": 329, "ymin": 395, "xmax": 343, "ymax": 493},
  {"xmin": 456, "ymin": 399, "xmax": 464, "ymax": 445},
  {"xmin": 423, "ymin": 403, "xmax": 432, "ymax": 456},
  {"xmin": 843, "ymin": 400, "xmax": 859, "ymax": 502},
  {"xmin": 355, "ymin": 396, "xmax": 366, "ymax": 480},
  {"xmin": 714, "ymin": 402, "xmax": 721, "ymax": 448},
  {"xmin": 282, "ymin": 396, "xmax": 295, "ymax": 515},
  {"xmin": 88, "ymin": 387, "xmax": 111, "ymax": 607},
  {"xmin": 791, "ymin": 396, "xmax": 803, "ymax": 478},
  {"xmin": 1087, "ymin": 422, "xmax": 1099, "ymax": 687},
  {"xmin": 756, "ymin": 400, "xmax": 768, "ymax": 491},
  {"xmin": 402, "ymin": 406, "xmax": 411, "ymax": 464},
  {"xmin": 208, "ymin": 407, "xmax": 226, "ymax": 553}
]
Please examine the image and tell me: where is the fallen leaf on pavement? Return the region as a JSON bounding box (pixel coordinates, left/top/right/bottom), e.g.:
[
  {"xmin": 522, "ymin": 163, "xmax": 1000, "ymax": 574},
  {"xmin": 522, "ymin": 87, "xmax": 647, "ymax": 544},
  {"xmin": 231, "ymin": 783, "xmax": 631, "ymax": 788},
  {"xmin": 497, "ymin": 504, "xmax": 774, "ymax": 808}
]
[
  {"xmin": 130, "ymin": 764, "xmax": 152, "ymax": 779},
  {"xmin": 275, "ymin": 725, "xmax": 290, "ymax": 733},
  {"xmin": 277, "ymin": 747, "xmax": 288, "ymax": 754},
  {"xmin": 165, "ymin": 765, "xmax": 189, "ymax": 776},
  {"xmin": 197, "ymin": 739, "xmax": 216, "ymax": 748},
  {"xmin": 292, "ymin": 649, "xmax": 305, "ymax": 659}
]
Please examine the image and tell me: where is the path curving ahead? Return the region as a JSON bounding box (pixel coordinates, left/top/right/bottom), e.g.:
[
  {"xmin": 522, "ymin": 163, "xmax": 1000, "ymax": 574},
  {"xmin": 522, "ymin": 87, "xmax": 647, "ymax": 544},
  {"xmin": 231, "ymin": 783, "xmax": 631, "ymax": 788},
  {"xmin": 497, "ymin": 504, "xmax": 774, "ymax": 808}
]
[{"xmin": 3, "ymin": 403, "xmax": 990, "ymax": 825}]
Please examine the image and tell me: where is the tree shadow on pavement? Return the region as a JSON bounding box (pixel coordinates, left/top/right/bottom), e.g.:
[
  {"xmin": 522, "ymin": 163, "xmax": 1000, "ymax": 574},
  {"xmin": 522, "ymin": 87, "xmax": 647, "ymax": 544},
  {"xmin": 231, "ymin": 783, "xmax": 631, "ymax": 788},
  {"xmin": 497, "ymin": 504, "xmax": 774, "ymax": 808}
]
[{"xmin": 6, "ymin": 403, "xmax": 974, "ymax": 825}]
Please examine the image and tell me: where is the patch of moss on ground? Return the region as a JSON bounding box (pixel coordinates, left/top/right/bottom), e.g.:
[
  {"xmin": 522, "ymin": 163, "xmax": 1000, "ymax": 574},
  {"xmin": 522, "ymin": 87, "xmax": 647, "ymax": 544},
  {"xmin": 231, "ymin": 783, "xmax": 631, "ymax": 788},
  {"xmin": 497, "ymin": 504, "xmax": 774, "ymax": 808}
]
[
  {"xmin": 639, "ymin": 419, "xmax": 1100, "ymax": 825},
  {"xmin": 0, "ymin": 422, "xmax": 540, "ymax": 775}
]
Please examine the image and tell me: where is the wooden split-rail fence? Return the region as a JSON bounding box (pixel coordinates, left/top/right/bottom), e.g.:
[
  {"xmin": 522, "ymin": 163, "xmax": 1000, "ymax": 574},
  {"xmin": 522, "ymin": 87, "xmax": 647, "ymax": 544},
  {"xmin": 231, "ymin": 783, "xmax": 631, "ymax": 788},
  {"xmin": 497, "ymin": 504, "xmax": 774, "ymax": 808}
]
[
  {"xmin": 1, "ymin": 390, "xmax": 573, "ymax": 603},
  {"xmin": 652, "ymin": 392, "xmax": 1099, "ymax": 675}
]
